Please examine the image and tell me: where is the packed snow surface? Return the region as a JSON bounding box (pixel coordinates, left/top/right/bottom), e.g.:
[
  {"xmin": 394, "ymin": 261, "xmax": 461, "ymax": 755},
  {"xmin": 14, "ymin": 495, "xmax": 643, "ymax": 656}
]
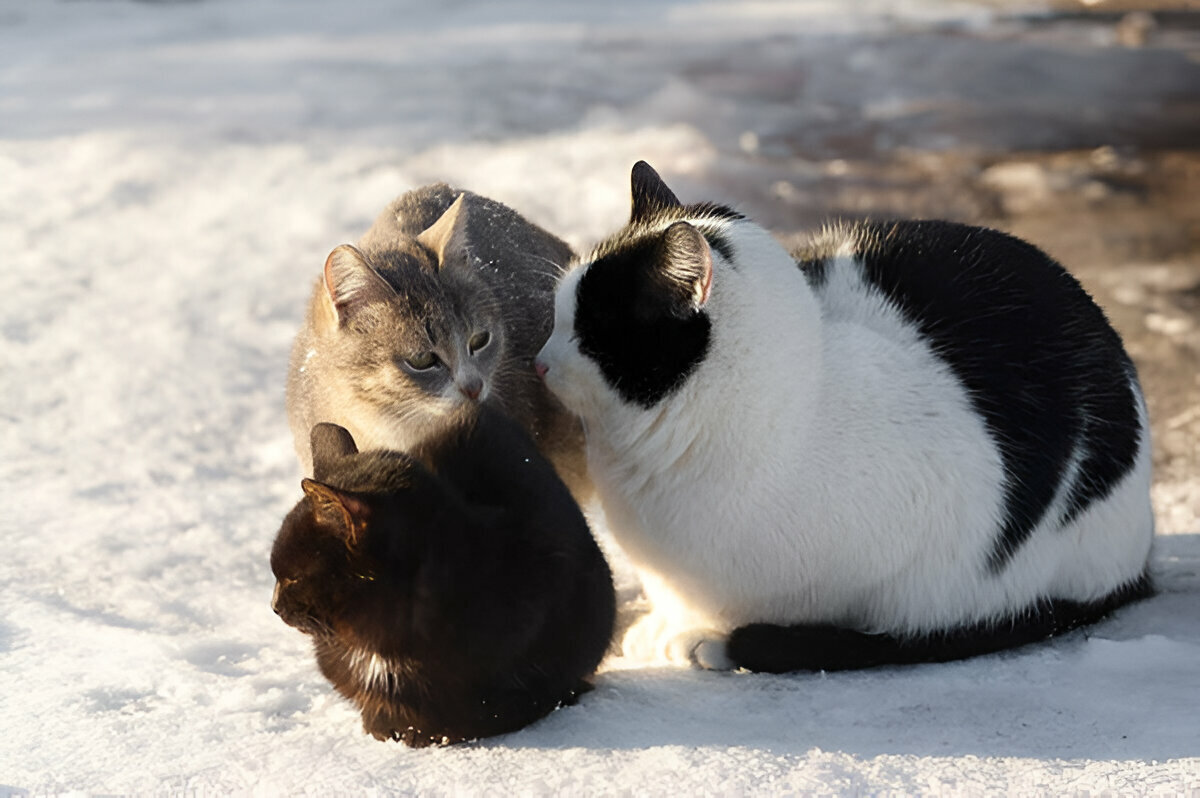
[{"xmin": 1, "ymin": 0, "xmax": 1197, "ymax": 794}]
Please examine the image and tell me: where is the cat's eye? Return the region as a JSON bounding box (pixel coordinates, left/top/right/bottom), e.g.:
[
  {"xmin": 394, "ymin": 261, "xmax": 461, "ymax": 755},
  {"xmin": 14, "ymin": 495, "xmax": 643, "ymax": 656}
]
[
  {"xmin": 405, "ymin": 351, "xmax": 439, "ymax": 371},
  {"xmin": 468, "ymin": 331, "xmax": 491, "ymax": 354}
]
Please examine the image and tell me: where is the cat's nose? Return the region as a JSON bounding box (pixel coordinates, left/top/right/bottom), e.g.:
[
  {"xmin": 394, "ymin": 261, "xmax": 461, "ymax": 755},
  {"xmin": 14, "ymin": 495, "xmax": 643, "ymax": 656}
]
[
  {"xmin": 458, "ymin": 376, "xmax": 483, "ymax": 401},
  {"xmin": 533, "ymin": 358, "xmax": 548, "ymax": 379}
]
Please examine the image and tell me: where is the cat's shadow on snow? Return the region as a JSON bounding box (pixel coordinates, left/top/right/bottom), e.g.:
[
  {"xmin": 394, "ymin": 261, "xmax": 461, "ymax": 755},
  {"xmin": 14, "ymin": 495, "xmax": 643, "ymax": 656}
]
[{"xmin": 492, "ymin": 534, "xmax": 1199, "ymax": 760}]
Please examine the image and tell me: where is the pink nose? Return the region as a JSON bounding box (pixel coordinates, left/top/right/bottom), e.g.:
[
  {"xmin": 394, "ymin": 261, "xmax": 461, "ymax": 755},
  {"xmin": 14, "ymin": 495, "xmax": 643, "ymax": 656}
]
[
  {"xmin": 458, "ymin": 376, "xmax": 483, "ymax": 401},
  {"xmin": 533, "ymin": 359, "xmax": 548, "ymax": 379}
]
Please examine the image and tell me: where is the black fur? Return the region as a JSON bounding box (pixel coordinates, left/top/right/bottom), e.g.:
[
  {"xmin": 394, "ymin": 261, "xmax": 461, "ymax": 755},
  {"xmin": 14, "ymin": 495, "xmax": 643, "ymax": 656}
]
[
  {"xmin": 698, "ymin": 224, "xmax": 737, "ymax": 264},
  {"xmin": 570, "ymin": 164, "xmax": 756, "ymax": 409},
  {"xmin": 797, "ymin": 220, "xmax": 1143, "ymax": 569},
  {"xmin": 630, "ymin": 160, "xmax": 682, "ymax": 223},
  {"xmin": 727, "ymin": 571, "xmax": 1152, "ymax": 673},
  {"xmin": 574, "ymin": 232, "xmax": 713, "ymax": 409},
  {"xmin": 270, "ymin": 405, "xmax": 615, "ymax": 747},
  {"xmin": 625, "ymin": 161, "xmax": 742, "ymax": 261}
]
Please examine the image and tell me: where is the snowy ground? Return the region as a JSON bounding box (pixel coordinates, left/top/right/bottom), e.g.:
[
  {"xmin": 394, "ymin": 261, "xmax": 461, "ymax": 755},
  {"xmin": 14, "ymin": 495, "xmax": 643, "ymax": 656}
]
[{"xmin": 2, "ymin": 0, "xmax": 1198, "ymax": 794}]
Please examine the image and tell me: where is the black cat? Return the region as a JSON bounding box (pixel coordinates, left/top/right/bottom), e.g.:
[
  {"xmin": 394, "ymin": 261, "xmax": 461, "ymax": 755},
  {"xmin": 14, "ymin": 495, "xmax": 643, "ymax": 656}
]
[{"xmin": 270, "ymin": 405, "xmax": 615, "ymax": 746}]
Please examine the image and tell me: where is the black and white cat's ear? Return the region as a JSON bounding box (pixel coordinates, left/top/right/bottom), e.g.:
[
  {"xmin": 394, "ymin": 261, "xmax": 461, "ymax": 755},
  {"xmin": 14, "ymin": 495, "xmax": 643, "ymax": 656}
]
[
  {"xmin": 417, "ymin": 193, "xmax": 470, "ymax": 271},
  {"xmin": 323, "ymin": 244, "xmax": 393, "ymax": 326},
  {"xmin": 656, "ymin": 221, "xmax": 713, "ymax": 315},
  {"xmin": 301, "ymin": 478, "xmax": 369, "ymax": 547},
  {"xmin": 310, "ymin": 423, "xmax": 358, "ymax": 482},
  {"xmin": 630, "ymin": 160, "xmax": 682, "ymax": 224}
]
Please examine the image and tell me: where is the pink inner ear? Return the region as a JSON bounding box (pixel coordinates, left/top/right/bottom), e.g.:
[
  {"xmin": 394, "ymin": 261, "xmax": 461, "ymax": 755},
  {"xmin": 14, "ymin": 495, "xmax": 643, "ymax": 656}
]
[
  {"xmin": 340, "ymin": 493, "xmax": 371, "ymax": 524},
  {"xmin": 323, "ymin": 250, "xmax": 341, "ymax": 304},
  {"xmin": 321, "ymin": 260, "xmax": 336, "ymax": 303}
]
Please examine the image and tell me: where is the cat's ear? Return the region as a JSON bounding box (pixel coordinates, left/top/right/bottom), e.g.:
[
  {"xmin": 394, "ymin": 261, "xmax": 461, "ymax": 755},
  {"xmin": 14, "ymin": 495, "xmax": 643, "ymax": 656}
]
[
  {"xmin": 310, "ymin": 423, "xmax": 358, "ymax": 482},
  {"xmin": 323, "ymin": 244, "xmax": 393, "ymax": 326},
  {"xmin": 655, "ymin": 221, "xmax": 713, "ymax": 315},
  {"xmin": 301, "ymin": 478, "xmax": 370, "ymax": 548},
  {"xmin": 417, "ymin": 193, "xmax": 470, "ymax": 271},
  {"xmin": 630, "ymin": 160, "xmax": 682, "ymax": 224}
]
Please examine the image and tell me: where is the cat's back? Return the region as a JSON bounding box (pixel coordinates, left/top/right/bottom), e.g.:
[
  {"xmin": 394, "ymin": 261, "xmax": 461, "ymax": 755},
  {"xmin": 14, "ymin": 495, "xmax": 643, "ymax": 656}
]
[
  {"xmin": 420, "ymin": 405, "xmax": 594, "ymax": 542},
  {"xmin": 792, "ymin": 219, "xmax": 1149, "ymax": 567}
]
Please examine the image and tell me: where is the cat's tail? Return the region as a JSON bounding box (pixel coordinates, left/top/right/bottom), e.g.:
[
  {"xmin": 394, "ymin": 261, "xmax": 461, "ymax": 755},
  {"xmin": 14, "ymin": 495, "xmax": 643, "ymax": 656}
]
[{"xmin": 725, "ymin": 573, "xmax": 1152, "ymax": 673}]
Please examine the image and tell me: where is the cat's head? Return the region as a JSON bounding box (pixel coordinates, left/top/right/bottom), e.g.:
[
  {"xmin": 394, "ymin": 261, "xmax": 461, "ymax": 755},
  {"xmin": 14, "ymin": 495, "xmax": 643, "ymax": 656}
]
[
  {"xmin": 319, "ymin": 195, "xmax": 506, "ymax": 442},
  {"xmin": 270, "ymin": 424, "xmax": 406, "ymax": 642},
  {"xmin": 536, "ymin": 162, "xmax": 742, "ymax": 415}
]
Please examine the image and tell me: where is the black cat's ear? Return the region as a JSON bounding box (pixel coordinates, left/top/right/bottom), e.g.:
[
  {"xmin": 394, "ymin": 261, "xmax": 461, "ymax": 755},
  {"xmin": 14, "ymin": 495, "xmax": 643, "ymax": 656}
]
[
  {"xmin": 417, "ymin": 193, "xmax": 470, "ymax": 272},
  {"xmin": 301, "ymin": 478, "xmax": 370, "ymax": 548},
  {"xmin": 323, "ymin": 244, "xmax": 394, "ymax": 326},
  {"xmin": 310, "ymin": 423, "xmax": 358, "ymax": 482},
  {"xmin": 654, "ymin": 221, "xmax": 713, "ymax": 315},
  {"xmin": 630, "ymin": 160, "xmax": 682, "ymax": 224}
]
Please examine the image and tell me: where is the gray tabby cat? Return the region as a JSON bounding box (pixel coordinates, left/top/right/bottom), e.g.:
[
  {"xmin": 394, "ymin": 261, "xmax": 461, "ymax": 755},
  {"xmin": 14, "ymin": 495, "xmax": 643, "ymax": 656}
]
[{"xmin": 287, "ymin": 184, "xmax": 586, "ymax": 498}]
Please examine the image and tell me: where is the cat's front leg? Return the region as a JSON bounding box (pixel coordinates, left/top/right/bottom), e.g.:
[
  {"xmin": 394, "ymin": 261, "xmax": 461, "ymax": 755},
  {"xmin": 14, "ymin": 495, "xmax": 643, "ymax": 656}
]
[
  {"xmin": 620, "ymin": 575, "xmax": 735, "ymax": 673},
  {"xmin": 621, "ymin": 611, "xmax": 733, "ymax": 669}
]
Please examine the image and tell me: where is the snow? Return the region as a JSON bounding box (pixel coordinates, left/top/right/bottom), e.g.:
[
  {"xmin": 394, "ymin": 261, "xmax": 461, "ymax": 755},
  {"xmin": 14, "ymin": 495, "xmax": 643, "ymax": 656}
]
[{"xmin": 2, "ymin": 0, "xmax": 1198, "ymax": 794}]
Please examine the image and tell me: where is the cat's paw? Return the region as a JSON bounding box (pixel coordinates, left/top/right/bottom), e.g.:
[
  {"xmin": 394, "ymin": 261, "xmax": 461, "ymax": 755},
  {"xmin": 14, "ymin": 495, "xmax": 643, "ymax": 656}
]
[
  {"xmin": 621, "ymin": 614, "xmax": 732, "ymax": 670},
  {"xmin": 689, "ymin": 637, "xmax": 735, "ymax": 671},
  {"xmin": 667, "ymin": 629, "xmax": 734, "ymax": 671}
]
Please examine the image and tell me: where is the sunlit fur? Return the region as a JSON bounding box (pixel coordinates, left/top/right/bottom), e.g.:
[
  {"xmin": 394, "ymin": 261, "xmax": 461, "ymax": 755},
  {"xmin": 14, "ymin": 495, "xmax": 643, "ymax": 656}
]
[
  {"xmin": 537, "ymin": 177, "xmax": 1153, "ymax": 669},
  {"xmin": 288, "ymin": 184, "xmax": 588, "ymax": 499}
]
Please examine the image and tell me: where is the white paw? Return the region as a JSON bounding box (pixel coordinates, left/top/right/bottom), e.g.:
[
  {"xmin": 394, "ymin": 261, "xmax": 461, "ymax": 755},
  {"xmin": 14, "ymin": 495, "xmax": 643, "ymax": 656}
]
[
  {"xmin": 621, "ymin": 614, "xmax": 732, "ymax": 670},
  {"xmin": 690, "ymin": 637, "xmax": 734, "ymax": 671},
  {"xmin": 666, "ymin": 629, "xmax": 733, "ymax": 671}
]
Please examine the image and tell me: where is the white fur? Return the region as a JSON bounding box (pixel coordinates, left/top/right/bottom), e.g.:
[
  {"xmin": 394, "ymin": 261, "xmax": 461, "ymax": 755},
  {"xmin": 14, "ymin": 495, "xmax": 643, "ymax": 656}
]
[
  {"xmin": 346, "ymin": 647, "xmax": 402, "ymax": 693},
  {"xmin": 537, "ymin": 218, "xmax": 1154, "ymax": 667}
]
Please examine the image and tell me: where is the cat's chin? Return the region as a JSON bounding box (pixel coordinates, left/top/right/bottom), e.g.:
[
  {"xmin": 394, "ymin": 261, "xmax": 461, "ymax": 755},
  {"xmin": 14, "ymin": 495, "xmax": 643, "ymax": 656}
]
[
  {"xmin": 374, "ymin": 399, "xmax": 479, "ymax": 449},
  {"xmin": 278, "ymin": 611, "xmax": 328, "ymax": 637},
  {"xmin": 539, "ymin": 367, "xmax": 595, "ymax": 421}
]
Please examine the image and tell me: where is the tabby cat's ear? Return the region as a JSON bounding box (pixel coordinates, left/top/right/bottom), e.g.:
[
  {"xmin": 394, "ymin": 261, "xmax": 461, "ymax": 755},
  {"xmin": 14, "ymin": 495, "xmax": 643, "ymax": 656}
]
[
  {"xmin": 301, "ymin": 478, "xmax": 370, "ymax": 547},
  {"xmin": 310, "ymin": 423, "xmax": 358, "ymax": 482},
  {"xmin": 417, "ymin": 193, "xmax": 470, "ymax": 272},
  {"xmin": 655, "ymin": 221, "xmax": 713, "ymax": 316},
  {"xmin": 323, "ymin": 244, "xmax": 394, "ymax": 326},
  {"xmin": 630, "ymin": 160, "xmax": 681, "ymax": 224}
]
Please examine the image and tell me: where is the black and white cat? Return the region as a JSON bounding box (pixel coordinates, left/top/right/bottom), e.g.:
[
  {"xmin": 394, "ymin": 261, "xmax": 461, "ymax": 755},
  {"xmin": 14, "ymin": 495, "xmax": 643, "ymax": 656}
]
[{"xmin": 534, "ymin": 161, "xmax": 1153, "ymax": 672}]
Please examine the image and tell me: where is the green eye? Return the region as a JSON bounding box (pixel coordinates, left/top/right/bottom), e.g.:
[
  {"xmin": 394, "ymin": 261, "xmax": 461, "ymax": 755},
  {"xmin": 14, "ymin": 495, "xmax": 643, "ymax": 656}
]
[
  {"xmin": 405, "ymin": 351, "xmax": 439, "ymax": 371},
  {"xmin": 468, "ymin": 331, "xmax": 491, "ymax": 354}
]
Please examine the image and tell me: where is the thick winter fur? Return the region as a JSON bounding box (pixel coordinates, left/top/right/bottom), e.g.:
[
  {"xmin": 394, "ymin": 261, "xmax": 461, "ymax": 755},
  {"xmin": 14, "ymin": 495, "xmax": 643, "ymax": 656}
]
[
  {"xmin": 270, "ymin": 407, "xmax": 615, "ymax": 746},
  {"xmin": 287, "ymin": 184, "xmax": 588, "ymax": 500},
  {"xmin": 535, "ymin": 161, "xmax": 1153, "ymax": 672}
]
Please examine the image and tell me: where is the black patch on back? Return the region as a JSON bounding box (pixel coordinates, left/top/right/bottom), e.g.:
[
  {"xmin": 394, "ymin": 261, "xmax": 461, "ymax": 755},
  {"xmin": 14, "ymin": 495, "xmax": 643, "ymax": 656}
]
[
  {"xmin": 574, "ymin": 233, "xmax": 712, "ymax": 409},
  {"xmin": 838, "ymin": 220, "xmax": 1142, "ymax": 569},
  {"xmin": 726, "ymin": 570, "xmax": 1151, "ymax": 672}
]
